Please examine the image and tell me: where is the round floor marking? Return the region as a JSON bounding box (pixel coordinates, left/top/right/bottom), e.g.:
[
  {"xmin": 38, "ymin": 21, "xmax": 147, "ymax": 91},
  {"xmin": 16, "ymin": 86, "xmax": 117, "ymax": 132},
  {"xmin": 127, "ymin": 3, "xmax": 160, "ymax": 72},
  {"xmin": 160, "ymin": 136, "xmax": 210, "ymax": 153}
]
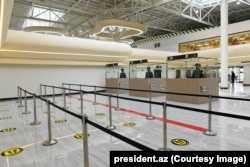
[
  {"xmin": 0, "ymin": 103, "xmax": 7, "ymax": 106},
  {"xmin": 0, "ymin": 116, "xmax": 12, "ymax": 120},
  {"xmin": 123, "ymin": 122, "xmax": 136, "ymax": 127},
  {"xmin": 55, "ymin": 119, "xmax": 67, "ymax": 123},
  {"xmin": 1, "ymin": 148, "xmax": 23, "ymax": 156},
  {"xmin": 77, "ymin": 106, "xmax": 86, "ymax": 109},
  {"xmin": 36, "ymin": 106, "xmax": 43, "ymax": 108},
  {"xmin": 171, "ymin": 138, "xmax": 189, "ymax": 146},
  {"xmin": 43, "ymin": 111, "xmax": 53, "ymax": 114},
  {"xmin": 74, "ymin": 133, "xmax": 90, "ymax": 139},
  {"xmin": 95, "ymin": 112, "xmax": 105, "ymax": 116},
  {"xmin": 0, "ymin": 109, "xmax": 9, "ymax": 112},
  {"xmin": 0, "ymin": 128, "xmax": 16, "ymax": 133}
]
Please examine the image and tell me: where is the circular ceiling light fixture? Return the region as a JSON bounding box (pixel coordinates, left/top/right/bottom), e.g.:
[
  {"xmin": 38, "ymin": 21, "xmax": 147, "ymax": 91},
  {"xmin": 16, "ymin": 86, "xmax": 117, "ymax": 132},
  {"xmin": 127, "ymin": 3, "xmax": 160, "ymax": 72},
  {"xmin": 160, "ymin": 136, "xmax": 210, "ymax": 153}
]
[
  {"xmin": 23, "ymin": 26, "xmax": 68, "ymax": 36},
  {"xmin": 89, "ymin": 19, "xmax": 147, "ymax": 43}
]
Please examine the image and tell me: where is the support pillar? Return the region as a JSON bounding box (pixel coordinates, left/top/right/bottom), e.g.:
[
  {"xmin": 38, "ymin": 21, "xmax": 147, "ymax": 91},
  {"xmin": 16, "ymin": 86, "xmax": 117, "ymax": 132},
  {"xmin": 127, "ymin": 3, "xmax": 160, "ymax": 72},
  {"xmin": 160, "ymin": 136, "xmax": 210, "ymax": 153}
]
[
  {"xmin": 220, "ymin": 0, "xmax": 229, "ymax": 89},
  {"xmin": 243, "ymin": 65, "xmax": 250, "ymax": 86}
]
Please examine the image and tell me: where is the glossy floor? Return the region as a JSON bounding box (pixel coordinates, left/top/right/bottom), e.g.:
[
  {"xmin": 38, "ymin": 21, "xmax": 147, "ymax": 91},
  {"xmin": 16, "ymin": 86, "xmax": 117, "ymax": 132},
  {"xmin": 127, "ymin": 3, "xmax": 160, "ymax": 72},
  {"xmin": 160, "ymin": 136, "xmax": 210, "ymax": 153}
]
[{"xmin": 0, "ymin": 83, "xmax": 250, "ymax": 167}]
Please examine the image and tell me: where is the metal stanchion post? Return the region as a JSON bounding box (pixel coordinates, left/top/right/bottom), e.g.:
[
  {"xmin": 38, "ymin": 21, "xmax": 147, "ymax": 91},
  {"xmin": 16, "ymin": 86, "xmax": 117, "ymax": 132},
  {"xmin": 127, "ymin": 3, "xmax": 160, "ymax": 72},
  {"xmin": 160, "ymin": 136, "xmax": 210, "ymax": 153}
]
[
  {"xmin": 40, "ymin": 84, "xmax": 43, "ymax": 97},
  {"xmin": 93, "ymin": 86, "xmax": 97, "ymax": 105},
  {"xmin": 44, "ymin": 85, "xmax": 47, "ymax": 99},
  {"xmin": 146, "ymin": 84, "xmax": 155, "ymax": 120},
  {"xmin": 106, "ymin": 94, "xmax": 116, "ymax": 130},
  {"xmin": 63, "ymin": 88, "xmax": 67, "ymax": 109},
  {"xmin": 16, "ymin": 86, "xmax": 19, "ymax": 103},
  {"xmin": 80, "ymin": 90, "xmax": 84, "ymax": 115},
  {"xmin": 22, "ymin": 91, "xmax": 31, "ymax": 114},
  {"xmin": 53, "ymin": 86, "xmax": 56, "ymax": 103},
  {"xmin": 115, "ymin": 83, "xmax": 120, "ymax": 111},
  {"xmin": 82, "ymin": 115, "xmax": 89, "ymax": 167},
  {"xmin": 79, "ymin": 85, "xmax": 82, "ymax": 101},
  {"xmin": 203, "ymin": 95, "xmax": 217, "ymax": 136},
  {"xmin": 42, "ymin": 100, "xmax": 57, "ymax": 146},
  {"xmin": 18, "ymin": 88, "xmax": 24, "ymax": 107},
  {"xmin": 30, "ymin": 94, "xmax": 41, "ymax": 125},
  {"xmin": 158, "ymin": 102, "xmax": 172, "ymax": 151},
  {"xmin": 69, "ymin": 84, "xmax": 71, "ymax": 97}
]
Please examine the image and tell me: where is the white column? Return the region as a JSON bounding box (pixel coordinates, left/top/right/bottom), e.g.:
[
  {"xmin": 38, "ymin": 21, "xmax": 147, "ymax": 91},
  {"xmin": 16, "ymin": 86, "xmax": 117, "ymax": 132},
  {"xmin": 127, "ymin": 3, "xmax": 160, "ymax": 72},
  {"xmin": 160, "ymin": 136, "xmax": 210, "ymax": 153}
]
[
  {"xmin": 243, "ymin": 65, "xmax": 250, "ymax": 86},
  {"xmin": 220, "ymin": 0, "xmax": 228, "ymax": 89}
]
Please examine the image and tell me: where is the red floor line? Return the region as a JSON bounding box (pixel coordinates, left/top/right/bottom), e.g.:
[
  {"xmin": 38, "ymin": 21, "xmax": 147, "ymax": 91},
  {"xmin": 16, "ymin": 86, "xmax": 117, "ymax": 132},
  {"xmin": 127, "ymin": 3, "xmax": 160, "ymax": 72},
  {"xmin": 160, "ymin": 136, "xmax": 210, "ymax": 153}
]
[{"xmin": 70, "ymin": 96, "xmax": 207, "ymax": 132}]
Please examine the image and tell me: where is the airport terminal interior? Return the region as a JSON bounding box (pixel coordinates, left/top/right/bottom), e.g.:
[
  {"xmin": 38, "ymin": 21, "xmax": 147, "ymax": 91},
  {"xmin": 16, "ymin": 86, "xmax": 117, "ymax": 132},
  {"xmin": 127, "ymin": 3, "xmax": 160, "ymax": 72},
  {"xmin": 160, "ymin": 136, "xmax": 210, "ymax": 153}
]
[{"xmin": 0, "ymin": 0, "xmax": 250, "ymax": 166}]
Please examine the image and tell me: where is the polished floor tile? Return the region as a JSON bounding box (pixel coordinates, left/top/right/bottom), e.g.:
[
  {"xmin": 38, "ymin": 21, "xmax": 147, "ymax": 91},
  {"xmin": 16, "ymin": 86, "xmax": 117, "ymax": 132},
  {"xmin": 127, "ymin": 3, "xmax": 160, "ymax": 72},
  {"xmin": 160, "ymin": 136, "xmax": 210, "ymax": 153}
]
[{"xmin": 0, "ymin": 83, "xmax": 250, "ymax": 166}]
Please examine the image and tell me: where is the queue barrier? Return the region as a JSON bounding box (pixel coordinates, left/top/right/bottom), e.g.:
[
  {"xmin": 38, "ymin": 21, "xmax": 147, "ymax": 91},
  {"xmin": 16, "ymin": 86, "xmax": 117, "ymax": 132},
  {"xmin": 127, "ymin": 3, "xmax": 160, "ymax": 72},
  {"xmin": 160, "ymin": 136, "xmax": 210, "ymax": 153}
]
[
  {"xmin": 16, "ymin": 83, "xmax": 250, "ymax": 167},
  {"xmin": 61, "ymin": 82, "xmax": 250, "ymax": 136},
  {"xmin": 16, "ymin": 86, "xmax": 155, "ymax": 167}
]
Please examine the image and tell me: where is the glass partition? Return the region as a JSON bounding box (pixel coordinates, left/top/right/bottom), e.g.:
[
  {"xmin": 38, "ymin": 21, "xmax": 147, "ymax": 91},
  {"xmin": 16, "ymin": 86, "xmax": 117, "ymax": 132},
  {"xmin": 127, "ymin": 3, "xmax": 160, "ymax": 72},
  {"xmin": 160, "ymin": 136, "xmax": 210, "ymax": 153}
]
[
  {"xmin": 167, "ymin": 57, "xmax": 219, "ymax": 79},
  {"xmin": 129, "ymin": 63, "xmax": 166, "ymax": 79},
  {"xmin": 105, "ymin": 65, "xmax": 118, "ymax": 79}
]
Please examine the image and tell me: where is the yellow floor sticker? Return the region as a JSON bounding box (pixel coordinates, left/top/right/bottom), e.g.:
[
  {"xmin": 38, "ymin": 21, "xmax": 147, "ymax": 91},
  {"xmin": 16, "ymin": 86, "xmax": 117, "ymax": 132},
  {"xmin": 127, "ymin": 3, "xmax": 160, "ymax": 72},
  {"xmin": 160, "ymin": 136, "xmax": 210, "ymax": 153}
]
[
  {"xmin": 171, "ymin": 138, "xmax": 189, "ymax": 146},
  {"xmin": 95, "ymin": 112, "xmax": 105, "ymax": 116},
  {"xmin": 74, "ymin": 133, "xmax": 90, "ymax": 139},
  {"xmin": 55, "ymin": 119, "xmax": 67, "ymax": 123},
  {"xmin": 0, "ymin": 128, "xmax": 16, "ymax": 133},
  {"xmin": 1, "ymin": 148, "xmax": 23, "ymax": 156},
  {"xmin": 0, "ymin": 116, "xmax": 12, "ymax": 120},
  {"xmin": 123, "ymin": 122, "xmax": 136, "ymax": 127}
]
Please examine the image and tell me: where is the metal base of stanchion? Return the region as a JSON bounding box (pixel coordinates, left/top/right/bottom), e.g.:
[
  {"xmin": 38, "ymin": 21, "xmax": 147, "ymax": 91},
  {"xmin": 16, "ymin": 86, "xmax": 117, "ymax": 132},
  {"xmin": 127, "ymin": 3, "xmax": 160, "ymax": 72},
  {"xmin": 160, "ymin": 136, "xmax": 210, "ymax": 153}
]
[
  {"xmin": 146, "ymin": 116, "xmax": 155, "ymax": 120},
  {"xmin": 203, "ymin": 130, "xmax": 217, "ymax": 136},
  {"xmin": 42, "ymin": 139, "xmax": 57, "ymax": 146},
  {"xmin": 22, "ymin": 111, "xmax": 31, "ymax": 114},
  {"xmin": 106, "ymin": 125, "xmax": 116, "ymax": 130},
  {"xmin": 30, "ymin": 121, "xmax": 41, "ymax": 125},
  {"xmin": 115, "ymin": 107, "xmax": 120, "ymax": 111},
  {"xmin": 158, "ymin": 148, "xmax": 173, "ymax": 151}
]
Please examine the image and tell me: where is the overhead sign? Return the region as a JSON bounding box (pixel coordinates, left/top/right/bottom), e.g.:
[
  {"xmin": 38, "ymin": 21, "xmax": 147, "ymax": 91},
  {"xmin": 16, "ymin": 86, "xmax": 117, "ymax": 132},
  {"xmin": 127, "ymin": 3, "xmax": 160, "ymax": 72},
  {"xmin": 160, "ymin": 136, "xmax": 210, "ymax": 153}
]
[
  {"xmin": 129, "ymin": 59, "xmax": 147, "ymax": 65},
  {"xmin": 106, "ymin": 63, "xmax": 118, "ymax": 67},
  {"xmin": 167, "ymin": 53, "xmax": 198, "ymax": 61}
]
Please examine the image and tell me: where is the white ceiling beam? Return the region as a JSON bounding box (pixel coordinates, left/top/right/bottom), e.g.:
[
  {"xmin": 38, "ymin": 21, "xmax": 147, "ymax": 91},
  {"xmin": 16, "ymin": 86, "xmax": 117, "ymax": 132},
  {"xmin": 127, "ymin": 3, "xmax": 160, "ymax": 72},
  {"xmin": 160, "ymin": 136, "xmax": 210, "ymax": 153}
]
[{"xmin": 0, "ymin": 0, "xmax": 14, "ymax": 48}]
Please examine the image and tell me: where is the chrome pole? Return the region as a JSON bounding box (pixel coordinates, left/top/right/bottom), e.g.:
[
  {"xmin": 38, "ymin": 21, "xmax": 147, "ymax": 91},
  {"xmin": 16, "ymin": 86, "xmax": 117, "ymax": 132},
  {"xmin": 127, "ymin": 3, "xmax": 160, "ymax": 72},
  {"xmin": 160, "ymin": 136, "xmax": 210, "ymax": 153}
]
[
  {"xmin": 40, "ymin": 84, "xmax": 43, "ymax": 97},
  {"xmin": 44, "ymin": 85, "xmax": 47, "ymax": 99},
  {"xmin": 159, "ymin": 102, "xmax": 172, "ymax": 151},
  {"xmin": 42, "ymin": 100, "xmax": 57, "ymax": 146},
  {"xmin": 69, "ymin": 84, "xmax": 71, "ymax": 97},
  {"xmin": 146, "ymin": 84, "xmax": 154, "ymax": 120},
  {"xmin": 16, "ymin": 86, "xmax": 20, "ymax": 103},
  {"xmin": 203, "ymin": 95, "xmax": 217, "ymax": 136},
  {"xmin": 115, "ymin": 82, "xmax": 120, "ymax": 111},
  {"xmin": 93, "ymin": 86, "xmax": 97, "ymax": 105},
  {"xmin": 106, "ymin": 94, "xmax": 116, "ymax": 130},
  {"xmin": 82, "ymin": 115, "xmax": 89, "ymax": 167},
  {"xmin": 22, "ymin": 91, "xmax": 31, "ymax": 114},
  {"xmin": 30, "ymin": 94, "xmax": 41, "ymax": 125},
  {"xmin": 80, "ymin": 90, "xmax": 84, "ymax": 115},
  {"xmin": 18, "ymin": 87, "xmax": 24, "ymax": 107},
  {"xmin": 53, "ymin": 86, "xmax": 55, "ymax": 103},
  {"xmin": 63, "ymin": 88, "xmax": 67, "ymax": 109}
]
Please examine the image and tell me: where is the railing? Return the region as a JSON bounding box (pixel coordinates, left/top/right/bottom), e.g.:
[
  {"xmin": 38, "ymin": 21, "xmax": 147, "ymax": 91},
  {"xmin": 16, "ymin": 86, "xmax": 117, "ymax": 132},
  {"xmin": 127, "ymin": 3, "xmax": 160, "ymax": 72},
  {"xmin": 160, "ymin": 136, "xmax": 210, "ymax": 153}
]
[
  {"xmin": 16, "ymin": 83, "xmax": 250, "ymax": 167},
  {"xmin": 61, "ymin": 82, "xmax": 250, "ymax": 136},
  {"xmin": 17, "ymin": 86, "xmax": 155, "ymax": 167}
]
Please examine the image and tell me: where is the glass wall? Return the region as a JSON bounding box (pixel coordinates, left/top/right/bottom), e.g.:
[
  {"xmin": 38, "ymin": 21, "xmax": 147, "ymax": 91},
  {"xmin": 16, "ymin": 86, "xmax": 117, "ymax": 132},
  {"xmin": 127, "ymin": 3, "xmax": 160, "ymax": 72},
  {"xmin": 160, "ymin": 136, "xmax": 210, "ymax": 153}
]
[
  {"xmin": 129, "ymin": 63, "xmax": 166, "ymax": 79},
  {"xmin": 167, "ymin": 57, "xmax": 219, "ymax": 79}
]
